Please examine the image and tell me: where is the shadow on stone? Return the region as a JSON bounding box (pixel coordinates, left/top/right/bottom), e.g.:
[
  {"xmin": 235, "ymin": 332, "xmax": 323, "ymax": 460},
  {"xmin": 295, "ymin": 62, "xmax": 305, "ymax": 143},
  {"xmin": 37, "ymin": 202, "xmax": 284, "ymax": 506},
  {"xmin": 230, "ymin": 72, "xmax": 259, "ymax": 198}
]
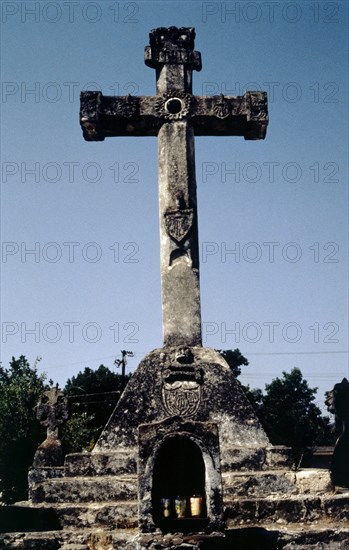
[
  {"xmin": 199, "ymin": 528, "xmax": 279, "ymax": 549},
  {"xmin": 0, "ymin": 505, "xmax": 61, "ymax": 533}
]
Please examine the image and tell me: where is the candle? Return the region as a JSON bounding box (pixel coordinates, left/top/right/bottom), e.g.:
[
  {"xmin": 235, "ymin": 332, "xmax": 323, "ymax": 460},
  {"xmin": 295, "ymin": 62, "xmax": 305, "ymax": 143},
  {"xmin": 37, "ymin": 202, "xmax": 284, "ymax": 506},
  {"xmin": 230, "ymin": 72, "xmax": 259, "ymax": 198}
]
[
  {"xmin": 161, "ymin": 497, "xmax": 171, "ymax": 518},
  {"xmin": 175, "ymin": 496, "xmax": 186, "ymax": 518},
  {"xmin": 190, "ymin": 495, "xmax": 202, "ymax": 517}
]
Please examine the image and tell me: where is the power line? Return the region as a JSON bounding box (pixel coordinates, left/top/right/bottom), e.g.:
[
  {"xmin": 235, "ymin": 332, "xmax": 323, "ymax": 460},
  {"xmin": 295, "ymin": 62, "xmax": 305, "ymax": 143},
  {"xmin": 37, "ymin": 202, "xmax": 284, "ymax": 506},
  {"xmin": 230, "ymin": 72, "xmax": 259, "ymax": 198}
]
[{"xmin": 35, "ymin": 349, "xmax": 348, "ymax": 371}]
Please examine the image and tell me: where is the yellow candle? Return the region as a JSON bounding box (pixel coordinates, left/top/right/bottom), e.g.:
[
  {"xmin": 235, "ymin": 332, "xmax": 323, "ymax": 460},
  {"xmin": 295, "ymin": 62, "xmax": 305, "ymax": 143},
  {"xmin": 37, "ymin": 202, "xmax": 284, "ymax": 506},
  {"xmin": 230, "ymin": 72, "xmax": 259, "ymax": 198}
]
[{"xmin": 190, "ymin": 495, "xmax": 202, "ymax": 517}]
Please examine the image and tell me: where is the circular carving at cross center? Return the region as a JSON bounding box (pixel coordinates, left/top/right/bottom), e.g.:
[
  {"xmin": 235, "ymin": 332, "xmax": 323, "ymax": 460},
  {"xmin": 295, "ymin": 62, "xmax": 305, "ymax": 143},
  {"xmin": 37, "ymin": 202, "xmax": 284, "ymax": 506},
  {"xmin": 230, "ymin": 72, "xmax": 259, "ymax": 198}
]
[
  {"xmin": 155, "ymin": 91, "xmax": 193, "ymax": 121},
  {"xmin": 165, "ymin": 97, "xmax": 183, "ymax": 115}
]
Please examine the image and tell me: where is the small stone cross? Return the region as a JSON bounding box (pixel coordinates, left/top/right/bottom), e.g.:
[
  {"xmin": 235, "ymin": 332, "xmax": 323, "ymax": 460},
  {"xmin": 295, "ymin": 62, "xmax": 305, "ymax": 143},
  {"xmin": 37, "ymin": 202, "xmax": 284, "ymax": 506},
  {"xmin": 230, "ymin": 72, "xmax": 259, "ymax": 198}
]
[
  {"xmin": 80, "ymin": 27, "xmax": 268, "ymax": 347},
  {"xmin": 33, "ymin": 386, "xmax": 69, "ymax": 467},
  {"xmin": 35, "ymin": 386, "xmax": 69, "ymax": 440}
]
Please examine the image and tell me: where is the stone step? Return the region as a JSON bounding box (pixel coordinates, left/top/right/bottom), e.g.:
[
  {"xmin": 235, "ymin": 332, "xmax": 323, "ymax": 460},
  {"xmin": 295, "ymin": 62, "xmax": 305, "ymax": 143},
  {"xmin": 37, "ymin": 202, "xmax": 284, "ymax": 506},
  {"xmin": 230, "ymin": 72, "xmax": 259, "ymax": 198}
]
[
  {"xmin": 224, "ymin": 492, "xmax": 349, "ymax": 525},
  {"xmin": 222, "ymin": 468, "xmax": 333, "ymax": 498},
  {"xmin": 220, "ymin": 445, "xmax": 294, "ymax": 472},
  {"xmin": 31, "ymin": 474, "xmax": 138, "ymax": 504},
  {"xmin": 0, "ymin": 529, "xmax": 137, "ymax": 550},
  {"xmin": 64, "ymin": 450, "xmax": 137, "ymax": 476},
  {"xmin": 24, "ymin": 501, "xmax": 139, "ymax": 530},
  {"xmin": 1, "ymin": 525, "xmax": 349, "ymax": 549}
]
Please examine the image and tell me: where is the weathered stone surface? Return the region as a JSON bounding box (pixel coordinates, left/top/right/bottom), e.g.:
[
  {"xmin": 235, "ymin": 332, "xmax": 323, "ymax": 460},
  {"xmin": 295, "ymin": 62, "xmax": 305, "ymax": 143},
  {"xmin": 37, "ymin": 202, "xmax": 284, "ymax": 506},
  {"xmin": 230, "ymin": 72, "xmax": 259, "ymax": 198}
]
[
  {"xmin": 31, "ymin": 475, "xmax": 137, "ymax": 504},
  {"xmin": 33, "ymin": 438, "xmax": 64, "ymax": 469},
  {"xmin": 265, "ymin": 446, "xmax": 294, "ymax": 469},
  {"xmin": 222, "ymin": 471, "xmax": 299, "ymax": 498},
  {"xmin": 322, "ymin": 493, "xmax": 349, "ymax": 521},
  {"xmin": 64, "ymin": 451, "xmax": 137, "ymax": 477},
  {"xmin": 3, "ymin": 525, "xmax": 349, "ymax": 549},
  {"xmin": 225, "ymin": 492, "xmax": 349, "ymax": 526},
  {"xmin": 95, "ymin": 347, "xmax": 269, "ymax": 451},
  {"xmin": 158, "ymin": 121, "xmax": 201, "ymax": 346},
  {"xmin": 220, "ymin": 446, "xmax": 266, "ymax": 472},
  {"xmin": 80, "ymin": 93, "xmax": 268, "ymax": 140},
  {"xmin": 292, "ymin": 469, "xmax": 333, "ymax": 494},
  {"xmin": 225, "ymin": 496, "xmax": 309, "ymax": 525},
  {"xmin": 11, "ymin": 501, "xmax": 139, "ymax": 530},
  {"xmin": 28, "ymin": 467, "xmax": 65, "ymax": 500}
]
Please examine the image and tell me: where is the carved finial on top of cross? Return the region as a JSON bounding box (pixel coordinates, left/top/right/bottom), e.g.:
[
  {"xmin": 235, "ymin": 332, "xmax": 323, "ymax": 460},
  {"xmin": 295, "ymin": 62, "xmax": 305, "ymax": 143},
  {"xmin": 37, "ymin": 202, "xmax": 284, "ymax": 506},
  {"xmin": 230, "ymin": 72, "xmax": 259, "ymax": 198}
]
[
  {"xmin": 145, "ymin": 26, "xmax": 201, "ymax": 95},
  {"xmin": 144, "ymin": 27, "xmax": 201, "ymax": 71}
]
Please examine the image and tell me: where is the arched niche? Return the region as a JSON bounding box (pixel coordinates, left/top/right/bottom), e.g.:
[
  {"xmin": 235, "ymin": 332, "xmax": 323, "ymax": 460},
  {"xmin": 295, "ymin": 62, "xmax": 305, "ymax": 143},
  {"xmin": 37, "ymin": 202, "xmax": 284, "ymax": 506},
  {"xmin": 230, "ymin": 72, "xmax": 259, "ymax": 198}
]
[
  {"xmin": 152, "ymin": 435, "xmax": 207, "ymax": 521},
  {"xmin": 138, "ymin": 418, "xmax": 223, "ymax": 533}
]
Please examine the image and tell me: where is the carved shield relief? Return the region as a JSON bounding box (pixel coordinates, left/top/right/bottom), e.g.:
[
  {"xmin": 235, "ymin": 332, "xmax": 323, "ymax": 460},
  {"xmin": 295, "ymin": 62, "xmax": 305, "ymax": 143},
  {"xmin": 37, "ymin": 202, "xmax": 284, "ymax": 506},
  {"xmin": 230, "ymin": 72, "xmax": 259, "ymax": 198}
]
[
  {"xmin": 164, "ymin": 208, "xmax": 193, "ymax": 243},
  {"xmin": 162, "ymin": 380, "xmax": 201, "ymax": 417}
]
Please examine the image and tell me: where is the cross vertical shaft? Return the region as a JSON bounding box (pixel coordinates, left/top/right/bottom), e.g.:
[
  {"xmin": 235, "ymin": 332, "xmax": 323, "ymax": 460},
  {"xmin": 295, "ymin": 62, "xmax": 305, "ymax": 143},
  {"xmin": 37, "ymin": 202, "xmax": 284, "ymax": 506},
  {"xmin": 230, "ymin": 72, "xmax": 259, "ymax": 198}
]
[
  {"xmin": 158, "ymin": 120, "xmax": 201, "ymax": 346},
  {"xmin": 145, "ymin": 28, "xmax": 202, "ymax": 346}
]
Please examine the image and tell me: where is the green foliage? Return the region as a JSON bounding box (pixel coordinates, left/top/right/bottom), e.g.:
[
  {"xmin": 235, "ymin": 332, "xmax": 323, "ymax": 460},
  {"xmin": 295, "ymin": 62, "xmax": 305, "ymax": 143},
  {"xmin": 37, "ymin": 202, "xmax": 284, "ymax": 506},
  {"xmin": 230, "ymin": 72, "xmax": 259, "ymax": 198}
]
[
  {"xmin": 252, "ymin": 368, "xmax": 335, "ymax": 465},
  {"xmin": 61, "ymin": 412, "xmax": 100, "ymax": 453},
  {"xmin": 216, "ymin": 348, "xmax": 249, "ymax": 377},
  {"xmin": 0, "ymin": 356, "xmax": 48, "ymax": 502},
  {"xmin": 62, "ymin": 365, "xmax": 130, "ymax": 453}
]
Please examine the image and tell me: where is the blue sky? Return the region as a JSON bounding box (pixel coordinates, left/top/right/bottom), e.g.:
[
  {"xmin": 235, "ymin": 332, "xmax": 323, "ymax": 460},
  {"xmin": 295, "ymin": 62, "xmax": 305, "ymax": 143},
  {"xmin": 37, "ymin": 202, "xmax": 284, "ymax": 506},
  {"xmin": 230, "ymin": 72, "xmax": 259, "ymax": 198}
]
[{"xmin": 1, "ymin": 0, "xmax": 348, "ymax": 410}]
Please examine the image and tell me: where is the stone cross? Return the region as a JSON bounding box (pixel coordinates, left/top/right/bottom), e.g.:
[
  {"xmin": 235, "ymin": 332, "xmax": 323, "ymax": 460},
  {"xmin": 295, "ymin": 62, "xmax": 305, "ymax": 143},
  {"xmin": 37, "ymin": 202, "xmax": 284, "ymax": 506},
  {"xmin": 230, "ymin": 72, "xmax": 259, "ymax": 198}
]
[
  {"xmin": 32, "ymin": 386, "xmax": 69, "ymax": 467},
  {"xmin": 80, "ymin": 27, "xmax": 268, "ymax": 347},
  {"xmin": 35, "ymin": 386, "xmax": 69, "ymax": 440}
]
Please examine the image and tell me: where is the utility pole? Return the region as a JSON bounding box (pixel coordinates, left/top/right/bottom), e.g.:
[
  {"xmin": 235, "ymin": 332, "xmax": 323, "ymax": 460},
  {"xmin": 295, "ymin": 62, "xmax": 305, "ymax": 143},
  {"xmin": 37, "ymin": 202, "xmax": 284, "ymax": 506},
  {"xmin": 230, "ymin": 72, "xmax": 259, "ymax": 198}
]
[{"xmin": 114, "ymin": 350, "xmax": 134, "ymax": 390}]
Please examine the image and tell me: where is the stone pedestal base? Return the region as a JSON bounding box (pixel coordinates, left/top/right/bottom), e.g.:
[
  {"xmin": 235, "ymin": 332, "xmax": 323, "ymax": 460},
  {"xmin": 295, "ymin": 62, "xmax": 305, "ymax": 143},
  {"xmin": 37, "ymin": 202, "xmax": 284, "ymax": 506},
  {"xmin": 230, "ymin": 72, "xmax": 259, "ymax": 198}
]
[{"xmin": 13, "ymin": 347, "xmax": 347, "ymax": 547}]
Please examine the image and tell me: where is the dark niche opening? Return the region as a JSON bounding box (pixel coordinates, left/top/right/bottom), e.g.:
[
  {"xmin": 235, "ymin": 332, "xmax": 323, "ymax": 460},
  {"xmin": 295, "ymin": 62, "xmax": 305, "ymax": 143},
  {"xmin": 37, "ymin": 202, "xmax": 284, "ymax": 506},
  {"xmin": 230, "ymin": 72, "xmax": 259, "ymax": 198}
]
[{"xmin": 152, "ymin": 436, "xmax": 208, "ymax": 531}]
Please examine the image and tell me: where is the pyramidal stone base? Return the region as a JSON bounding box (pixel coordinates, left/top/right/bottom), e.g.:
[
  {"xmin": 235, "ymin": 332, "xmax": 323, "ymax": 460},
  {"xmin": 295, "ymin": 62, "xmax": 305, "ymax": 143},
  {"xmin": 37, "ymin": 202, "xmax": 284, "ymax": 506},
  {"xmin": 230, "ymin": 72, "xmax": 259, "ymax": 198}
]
[{"xmin": 3, "ymin": 347, "xmax": 347, "ymax": 548}]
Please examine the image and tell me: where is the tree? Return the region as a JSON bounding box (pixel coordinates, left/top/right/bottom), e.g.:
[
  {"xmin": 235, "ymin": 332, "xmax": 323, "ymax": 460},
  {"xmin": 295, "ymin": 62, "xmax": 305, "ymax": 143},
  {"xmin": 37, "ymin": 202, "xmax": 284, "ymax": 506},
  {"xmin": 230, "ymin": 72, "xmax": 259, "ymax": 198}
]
[
  {"xmin": 216, "ymin": 348, "xmax": 249, "ymax": 377},
  {"xmin": 0, "ymin": 356, "xmax": 48, "ymax": 502},
  {"xmin": 62, "ymin": 365, "xmax": 131, "ymax": 453},
  {"xmin": 255, "ymin": 368, "xmax": 334, "ymax": 465}
]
